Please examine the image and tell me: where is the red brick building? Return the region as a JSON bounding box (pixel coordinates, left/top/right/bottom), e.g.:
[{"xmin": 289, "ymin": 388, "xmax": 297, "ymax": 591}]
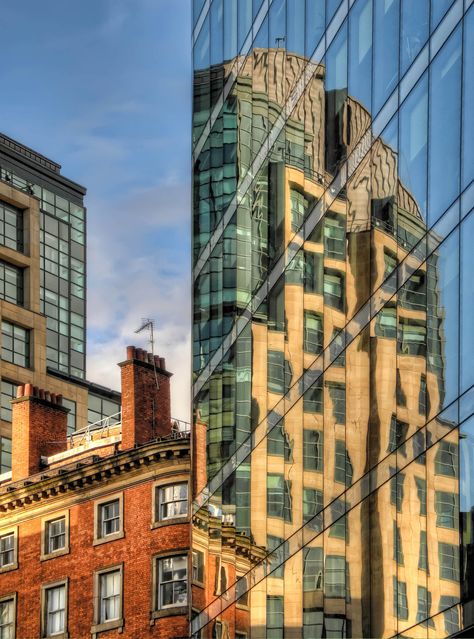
[{"xmin": 0, "ymin": 346, "xmax": 191, "ymax": 639}]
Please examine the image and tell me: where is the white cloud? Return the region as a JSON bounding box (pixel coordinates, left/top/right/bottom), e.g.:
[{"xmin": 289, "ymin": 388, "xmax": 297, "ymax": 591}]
[{"xmin": 85, "ymin": 181, "xmax": 191, "ymax": 422}]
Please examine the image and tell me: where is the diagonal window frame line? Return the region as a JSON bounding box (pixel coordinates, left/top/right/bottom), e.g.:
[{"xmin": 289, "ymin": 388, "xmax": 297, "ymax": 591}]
[
  {"xmin": 193, "ymin": 194, "xmax": 464, "ymax": 512},
  {"xmin": 191, "ymin": 383, "xmax": 473, "ymax": 635},
  {"xmin": 192, "ymin": 0, "xmax": 349, "ymax": 274},
  {"xmin": 192, "ymin": 0, "xmax": 466, "ymax": 283},
  {"xmin": 192, "ymin": 0, "xmax": 468, "ymax": 394},
  {"xmin": 192, "ymin": 0, "xmax": 274, "ymax": 160}
]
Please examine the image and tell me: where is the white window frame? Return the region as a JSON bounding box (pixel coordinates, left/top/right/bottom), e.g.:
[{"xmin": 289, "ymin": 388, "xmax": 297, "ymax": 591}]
[
  {"xmin": 0, "ymin": 527, "xmax": 17, "ymax": 573},
  {"xmin": 91, "ymin": 564, "xmax": 123, "ymax": 634},
  {"xmin": 0, "ymin": 593, "xmax": 16, "ymax": 639},
  {"xmin": 93, "ymin": 493, "xmax": 124, "ymax": 545},
  {"xmin": 41, "ymin": 580, "xmax": 68, "ymax": 638},
  {"xmin": 41, "ymin": 511, "xmax": 69, "ymax": 561}
]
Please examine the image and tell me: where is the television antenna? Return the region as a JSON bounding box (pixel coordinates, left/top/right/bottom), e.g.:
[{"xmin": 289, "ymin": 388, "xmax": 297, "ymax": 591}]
[{"xmin": 135, "ymin": 318, "xmax": 155, "ymax": 353}]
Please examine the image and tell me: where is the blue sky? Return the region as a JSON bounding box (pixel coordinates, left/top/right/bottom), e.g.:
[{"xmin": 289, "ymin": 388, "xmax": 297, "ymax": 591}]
[{"xmin": 2, "ymin": 0, "xmax": 192, "ymax": 419}]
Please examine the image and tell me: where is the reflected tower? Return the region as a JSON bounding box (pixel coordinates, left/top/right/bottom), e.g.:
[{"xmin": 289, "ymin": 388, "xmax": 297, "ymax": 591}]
[{"xmin": 191, "ymin": 1, "xmax": 474, "ymax": 637}]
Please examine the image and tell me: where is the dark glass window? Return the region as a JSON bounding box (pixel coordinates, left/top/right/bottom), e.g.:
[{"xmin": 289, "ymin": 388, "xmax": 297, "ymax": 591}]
[
  {"xmin": 393, "ymin": 577, "xmax": 408, "ymax": 620},
  {"xmin": 435, "ymin": 440, "xmax": 458, "ymax": 477},
  {"xmin": 303, "ymin": 488, "xmax": 323, "ymax": 531},
  {"xmin": 390, "ymin": 469, "xmax": 405, "ymax": 512},
  {"xmin": 324, "ymin": 556, "xmax": 346, "ymax": 599},
  {"xmin": 303, "ymin": 374, "xmax": 323, "ymax": 413},
  {"xmin": 416, "ymin": 586, "xmax": 434, "ymax": 626},
  {"xmin": 267, "ymin": 474, "xmax": 292, "ymax": 522},
  {"xmin": 435, "ymin": 491, "xmax": 459, "ymax": 529},
  {"xmin": 62, "ymin": 398, "xmax": 76, "ymax": 435},
  {"xmin": 192, "ymin": 550, "xmax": 204, "ymax": 583},
  {"xmin": 267, "ymin": 535, "xmax": 287, "ymax": 579},
  {"xmin": 1, "ymin": 321, "xmax": 29, "ymax": 368},
  {"xmin": 413, "ymin": 430, "xmax": 426, "ymax": 465},
  {"xmin": 415, "ymin": 476, "xmax": 427, "ymax": 516},
  {"xmin": 290, "ymin": 189, "xmax": 308, "ymax": 231},
  {"xmin": 267, "ymin": 421, "xmax": 292, "ymax": 461},
  {"xmin": 439, "ymin": 596, "xmax": 460, "ymax": 635},
  {"xmin": 375, "ymin": 306, "xmax": 397, "ymax": 339},
  {"xmin": 1, "ymin": 380, "xmax": 18, "ymax": 422},
  {"xmin": 88, "ymin": 393, "xmax": 121, "ymax": 426},
  {"xmin": 0, "ymin": 262, "xmax": 23, "ymax": 306},
  {"xmin": 303, "ymin": 430, "xmax": 323, "ymax": 471},
  {"xmin": 266, "ymin": 595, "xmax": 284, "ymax": 639},
  {"xmin": 387, "ymin": 415, "xmax": 408, "ymax": 456},
  {"xmin": 438, "ymin": 543, "xmax": 459, "ymax": 581},
  {"xmin": 324, "ymin": 213, "xmax": 345, "ymax": 260},
  {"xmin": 393, "ymin": 522, "xmax": 404, "ymax": 565},
  {"xmin": 329, "ymin": 500, "xmax": 347, "ymax": 540},
  {"xmin": 324, "ymin": 269, "xmax": 344, "ymax": 311},
  {"xmin": 396, "ymin": 370, "xmax": 406, "ymax": 407},
  {"xmin": 419, "ymin": 374, "xmax": 427, "ymax": 415},
  {"xmin": 0, "ymin": 437, "xmax": 11, "ymax": 474},
  {"xmin": 303, "ymin": 311, "xmax": 323, "ymax": 354},
  {"xmin": 334, "ymin": 440, "xmax": 352, "ymax": 485},
  {"xmin": 304, "ymin": 251, "xmax": 323, "ymax": 294},
  {"xmin": 418, "ymin": 530, "xmax": 428, "ymax": 571},
  {"xmin": 267, "ymin": 350, "xmax": 284, "ymax": 394},
  {"xmin": 303, "ymin": 547, "xmax": 323, "ymax": 592},
  {"xmin": 0, "ymin": 201, "xmax": 23, "ymax": 252},
  {"xmin": 327, "ymin": 382, "xmax": 345, "ymax": 424}
]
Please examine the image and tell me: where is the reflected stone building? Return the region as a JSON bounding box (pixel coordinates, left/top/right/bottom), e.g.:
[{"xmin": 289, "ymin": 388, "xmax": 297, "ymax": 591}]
[{"xmin": 191, "ymin": 1, "xmax": 474, "ymax": 637}]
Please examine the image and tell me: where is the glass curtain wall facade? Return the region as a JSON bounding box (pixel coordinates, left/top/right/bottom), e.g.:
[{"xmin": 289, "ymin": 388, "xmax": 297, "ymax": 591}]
[{"xmin": 191, "ymin": 0, "xmax": 474, "ymax": 637}]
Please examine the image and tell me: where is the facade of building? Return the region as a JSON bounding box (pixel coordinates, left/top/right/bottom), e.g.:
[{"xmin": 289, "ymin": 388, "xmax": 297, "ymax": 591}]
[
  {"xmin": 0, "ymin": 346, "xmax": 191, "ymax": 639},
  {"xmin": 191, "ymin": 1, "xmax": 474, "ymax": 637},
  {"xmin": 0, "ymin": 134, "xmax": 121, "ymax": 477}
]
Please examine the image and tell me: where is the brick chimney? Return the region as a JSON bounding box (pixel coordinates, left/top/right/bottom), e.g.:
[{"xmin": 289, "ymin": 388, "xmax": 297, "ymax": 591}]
[
  {"xmin": 192, "ymin": 410, "xmax": 207, "ymax": 499},
  {"xmin": 11, "ymin": 384, "xmax": 69, "ymax": 481},
  {"xmin": 119, "ymin": 345, "xmax": 172, "ymax": 449}
]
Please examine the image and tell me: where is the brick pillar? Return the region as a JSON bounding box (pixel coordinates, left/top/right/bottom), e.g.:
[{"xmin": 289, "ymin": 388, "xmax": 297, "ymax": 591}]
[
  {"xmin": 192, "ymin": 411, "xmax": 207, "ymax": 498},
  {"xmin": 119, "ymin": 346, "xmax": 172, "ymax": 449},
  {"xmin": 11, "ymin": 384, "xmax": 69, "ymax": 481}
]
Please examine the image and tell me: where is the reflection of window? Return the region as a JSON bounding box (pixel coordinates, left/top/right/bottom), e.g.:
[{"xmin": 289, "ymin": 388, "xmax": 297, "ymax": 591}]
[
  {"xmin": 393, "ymin": 522, "xmax": 404, "ymax": 565},
  {"xmin": 390, "ymin": 469, "xmax": 405, "ymax": 512},
  {"xmin": 418, "ymin": 530, "xmax": 428, "ymax": 572},
  {"xmin": 413, "ymin": 431, "xmax": 426, "ymax": 464},
  {"xmin": 157, "ymin": 483, "xmax": 188, "ymax": 521},
  {"xmin": 267, "ymin": 351, "xmax": 292, "ymax": 395},
  {"xmin": 334, "ymin": 440, "xmax": 352, "ymax": 485},
  {"xmin": 439, "ymin": 596, "xmax": 459, "ymax": 634},
  {"xmin": 303, "ymin": 376, "xmax": 323, "ymax": 413},
  {"xmin": 267, "ymin": 420, "xmax": 292, "ymax": 461},
  {"xmin": 398, "ymin": 318, "xmax": 426, "ymax": 356},
  {"xmin": 329, "ymin": 500, "xmax": 347, "ymax": 540},
  {"xmin": 438, "ymin": 543, "xmax": 459, "ymax": 581},
  {"xmin": 303, "ymin": 430, "xmax": 323, "ymax": 471},
  {"xmin": 266, "ymin": 596, "xmax": 284, "ymax": 639},
  {"xmin": 0, "ymin": 437, "xmax": 11, "ymax": 474},
  {"xmin": 387, "ymin": 415, "xmax": 408, "ymax": 456},
  {"xmin": 416, "ymin": 586, "xmax": 435, "ymax": 626},
  {"xmin": 324, "ymin": 213, "xmax": 345, "ymax": 260},
  {"xmin": 1, "ymin": 321, "xmax": 29, "ymax": 367},
  {"xmin": 157, "ymin": 556, "xmax": 188, "ymax": 608},
  {"xmin": 375, "ymin": 306, "xmax": 397, "ymax": 338},
  {"xmin": 393, "ymin": 577, "xmax": 409, "ymax": 620},
  {"xmin": 415, "ymin": 476, "xmax": 427, "ymax": 516},
  {"xmin": 304, "ymin": 251, "xmax": 323, "ymax": 294},
  {"xmin": 290, "ymin": 189, "xmax": 308, "ymax": 231},
  {"xmin": 383, "ymin": 248, "xmax": 397, "ymax": 278},
  {"xmin": 372, "ymin": 197, "xmax": 395, "ymax": 234},
  {"xmin": 330, "ymin": 328, "xmax": 345, "ymax": 366},
  {"xmin": 303, "ymin": 311, "xmax": 323, "ymax": 354},
  {"xmin": 327, "ymin": 382, "xmax": 345, "ymax": 424},
  {"xmin": 303, "ymin": 547, "xmax": 323, "ymax": 591},
  {"xmin": 0, "ymin": 380, "xmax": 17, "ymax": 422},
  {"xmin": 0, "ymin": 596, "xmax": 15, "ymax": 638},
  {"xmin": 400, "ymin": 271, "xmax": 426, "ymax": 310},
  {"xmin": 214, "ymin": 557, "xmax": 228, "ymax": 596},
  {"xmin": 192, "ymin": 550, "xmax": 204, "ymax": 584},
  {"xmin": 267, "ymin": 475, "xmax": 292, "ymax": 522},
  {"xmin": 419, "ymin": 374, "xmax": 428, "ymax": 415},
  {"xmin": 324, "ymin": 269, "xmax": 344, "ymax": 311},
  {"xmin": 303, "ymin": 488, "xmax": 323, "ymax": 530},
  {"xmin": 267, "ymin": 535, "xmax": 287, "ymax": 579},
  {"xmin": 435, "ymin": 441, "xmax": 458, "ymax": 477},
  {"xmin": 396, "ymin": 369, "xmax": 406, "ymax": 406},
  {"xmin": 324, "ymin": 556, "xmax": 346, "ymax": 599},
  {"xmin": 435, "ymin": 491, "xmax": 459, "ymax": 529}
]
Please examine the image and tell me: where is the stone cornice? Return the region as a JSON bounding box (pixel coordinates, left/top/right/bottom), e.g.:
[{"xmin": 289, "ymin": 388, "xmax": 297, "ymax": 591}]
[{"xmin": 0, "ymin": 438, "xmax": 190, "ymax": 513}]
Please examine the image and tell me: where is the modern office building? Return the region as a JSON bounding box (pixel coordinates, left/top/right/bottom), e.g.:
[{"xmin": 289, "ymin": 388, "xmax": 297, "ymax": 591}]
[
  {"xmin": 191, "ymin": 0, "xmax": 474, "ymax": 637},
  {"xmin": 0, "ymin": 134, "xmax": 120, "ymax": 476}
]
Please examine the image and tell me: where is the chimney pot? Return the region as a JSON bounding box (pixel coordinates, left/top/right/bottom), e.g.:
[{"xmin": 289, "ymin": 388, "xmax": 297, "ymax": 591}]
[
  {"xmin": 126, "ymin": 345, "xmax": 135, "ymax": 360},
  {"xmin": 159, "ymin": 357, "xmax": 166, "ymax": 370}
]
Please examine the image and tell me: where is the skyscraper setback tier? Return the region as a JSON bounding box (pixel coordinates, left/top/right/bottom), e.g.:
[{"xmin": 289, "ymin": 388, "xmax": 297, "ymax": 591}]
[{"xmin": 191, "ymin": 0, "xmax": 474, "ymax": 637}]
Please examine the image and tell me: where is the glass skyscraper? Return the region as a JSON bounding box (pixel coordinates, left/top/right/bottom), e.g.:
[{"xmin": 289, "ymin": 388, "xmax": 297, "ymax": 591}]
[{"xmin": 191, "ymin": 1, "xmax": 474, "ymax": 636}]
